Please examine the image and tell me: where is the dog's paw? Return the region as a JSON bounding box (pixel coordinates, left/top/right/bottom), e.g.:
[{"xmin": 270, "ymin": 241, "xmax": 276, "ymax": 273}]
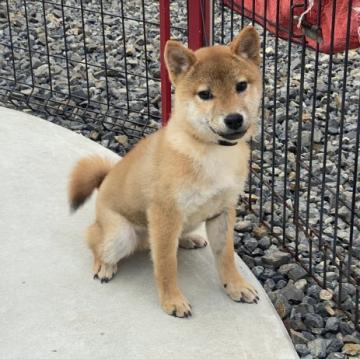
[
  {"xmin": 161, "ymin": 291, "xmax": 192, "ymax": 318},
  {"xmin": 179, "ymin": 234, "xmax": 208, "ymax": 249},
  {"xmin": 93, "ymin": 260, "xmax": 117, "ymax": 283},
  {"xmin": 224, "ymin": 279, "xmax": 259, "ymax": 304}
]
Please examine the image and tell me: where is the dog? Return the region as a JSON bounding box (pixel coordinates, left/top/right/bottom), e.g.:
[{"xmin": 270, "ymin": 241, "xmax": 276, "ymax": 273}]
[{"xmin": 68, "ymin": 26, "xmax": 262, "ymax": 318}]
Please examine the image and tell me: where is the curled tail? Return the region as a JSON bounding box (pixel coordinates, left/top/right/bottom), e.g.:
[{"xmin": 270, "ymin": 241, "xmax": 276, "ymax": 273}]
[{"xmin": 68, "ymin": 155, "xmax": 114, "ymax": 212}]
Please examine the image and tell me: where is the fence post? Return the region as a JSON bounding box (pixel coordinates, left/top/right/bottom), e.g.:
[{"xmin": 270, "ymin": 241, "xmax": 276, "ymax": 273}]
[
  {"xmin": 188, "ymin": 0, "xmax": 212, "ymax": 50},
  {"xmin": 161, "ymin": 0, "xmax": 211, "ymax": 125},
  {"xmin": 160, "ymin": 0, "xmax": 171, "ymax": 125},
  {"xmin": 204, "ymin": 0, "xmax": 213, "ymax": 46}
]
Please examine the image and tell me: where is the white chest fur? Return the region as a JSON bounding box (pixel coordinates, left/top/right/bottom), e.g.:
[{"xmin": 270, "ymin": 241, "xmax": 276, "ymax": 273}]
[{"xmin": 176, "ymin": 146, "xmax": 247, "ymax": 214}]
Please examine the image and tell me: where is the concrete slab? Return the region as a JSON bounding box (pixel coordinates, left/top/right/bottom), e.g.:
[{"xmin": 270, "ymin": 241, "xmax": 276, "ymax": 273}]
[{"xmin": 0, "ymin": 107, "xmax": 298, "ymax": 359}]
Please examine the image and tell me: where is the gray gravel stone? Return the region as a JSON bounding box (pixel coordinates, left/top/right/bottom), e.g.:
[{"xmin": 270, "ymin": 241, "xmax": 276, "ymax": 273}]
[
  {"xmin": 258, "ymin": 237, "xmax": 271, "ymax": 250},
  {"xmin": 34, "ymin": 64, "xmax": 50, "ymax": 77},
  {"xmin": 262, "ymin": 250, "xmax": 291, "ymax": 267},
  {"xmin": 291, "ymin": 303, "xmax": 315, "ymax": 318},
  {"xmin": 264, "ymin": 278, "xmax": 275, "ymax": 291},
  {"xmin": 341, "ymin": 297, "xmax": 354, "ymax": 311},
  {"xmin": 325, "ymin": 317, "xmax": 340, "ymax": 332},
  {"xmin": 290, "ymin": 329, "xmax": 309, "ymax": 345},
  {"xmin": 279, "ymin": 263, "xmax": 307, "ymax": 281},
  {"xmin": 308, "ymin": 338, "xmax": 328, "ymax": 359},
  {"xmin": 294, "ymin": 279, "xmax": 307, "ymax": 291},
  {"xmin": 326, "ymin": 353, "xmax": 345, "ymax": 359},
  {"xmin": 343, "ymin": 335, "xmax": 360, "ymax": 344},
  {"xmin": 339, "ymin": 321, "xmax": 354, "ymax": 335},
  {"xmin": 339, "ymin": 283, "xmax": 356, "ymax": 297},
  {"xmin": 295, "ymin": 343, "xmax": 309, "ymax": 356},
  {"xmin": 276, "ymin": 279, "xmax": 287, "ymax": 289},
  {"xmin": 307, "ymin": 285, "xmax": 321, "ymax": 298},
  {"xmin": 279, "ymin": 283, "xmax": 305, "ymax": 303},
  {"xmin": 304, "ymin": 313, "xmax": 324, "ymax": 329},
  {"xmin": 244, "ymin": 238, "xmax": 258, "ymax": 252},
  {"xmin": 271, "ymin": 293, "xmax": 292, "ymax": 319},
  {"xmin": 326, "ymin": 337, "xmax": 343, "ymax": 353},
  {"xmin": 240, "ymin": 254, "xmax": 255, "ymax": 268},
  {"xmin": 252, "ymin": 266, "xmax": 264, "ymax": 278},
  {"xmin": 289, "ymin": 317, "xmax": 307, "ymax": 331},
  {"xmin": 234, "ymin": 220, "xmax": 253, "ymax": 232},
  {"xmin": 302, "ymin": 332, "xmax": 316, "ymax": 342}
]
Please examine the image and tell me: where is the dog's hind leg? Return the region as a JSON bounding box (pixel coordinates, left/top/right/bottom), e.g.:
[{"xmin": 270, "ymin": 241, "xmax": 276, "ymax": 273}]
[{"xmin": 87, "ymin": 209, "xmax": 139, "ymax": 283}]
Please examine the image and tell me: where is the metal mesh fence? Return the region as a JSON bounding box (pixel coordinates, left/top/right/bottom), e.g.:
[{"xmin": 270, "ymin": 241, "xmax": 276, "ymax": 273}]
[{"xmin": 0, "ymin": 0, "xmax": 187, "ymax": 153}]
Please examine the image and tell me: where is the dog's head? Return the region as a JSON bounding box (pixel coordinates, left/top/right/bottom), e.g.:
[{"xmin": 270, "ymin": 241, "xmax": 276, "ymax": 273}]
[{"xmin": 165, "ymin": 26, "xmax": 262, "ymax": 145}]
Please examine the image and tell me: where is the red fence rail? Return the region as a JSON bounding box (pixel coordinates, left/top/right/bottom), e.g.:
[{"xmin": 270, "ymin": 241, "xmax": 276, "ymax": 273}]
[
  {"xmin": 160, "ymin": 0, "xmax": 211, "ymax": 124},
  {"xmin": 159, "ymin": 0, "xmax": 171, "ymax": 125}
]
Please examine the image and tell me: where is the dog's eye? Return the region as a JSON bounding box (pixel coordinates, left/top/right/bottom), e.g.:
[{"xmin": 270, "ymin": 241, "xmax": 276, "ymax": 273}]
[
  {"xmin": 236, "ymin": 81, "xmax": 247, "ymax": 93},
  {"xmin": 197, "ymin": 90, "xmax": 213, "ymax": 100}
]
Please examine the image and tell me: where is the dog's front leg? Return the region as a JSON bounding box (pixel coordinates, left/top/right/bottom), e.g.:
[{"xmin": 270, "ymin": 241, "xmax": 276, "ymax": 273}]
[
  {"xmin": 206, "ymin": 206, "xmax": 259, "ymax": 303},
  {"xmin": 148, "ymin": 204, "xmax": 192, "ymax": 318}
]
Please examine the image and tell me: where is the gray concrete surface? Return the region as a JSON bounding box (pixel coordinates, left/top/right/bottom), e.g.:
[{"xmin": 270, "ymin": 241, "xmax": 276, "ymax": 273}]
[{"xmin": 0, "ymin": 107, "xmax": 298, "ymax": 359}]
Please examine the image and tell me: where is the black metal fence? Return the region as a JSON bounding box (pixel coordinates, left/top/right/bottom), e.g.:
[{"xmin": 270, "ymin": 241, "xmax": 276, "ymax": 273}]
[
  {"xmin": 1, "ymin": 0, "xmax": 360, "ymax": 327},
  {"xmin": 0, "ymin": 0, "xmax": 187, "ymax": 153}
]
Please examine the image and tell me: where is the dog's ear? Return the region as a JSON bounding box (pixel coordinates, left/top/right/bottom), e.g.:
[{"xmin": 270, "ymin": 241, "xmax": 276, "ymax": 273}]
[
  {"xmin": 165, "ymin": 40, "xmax": 196, "ymax": 85},
  {"xmin": 229, "ymin": 26, "xmax": 260, "ymax": 65}
]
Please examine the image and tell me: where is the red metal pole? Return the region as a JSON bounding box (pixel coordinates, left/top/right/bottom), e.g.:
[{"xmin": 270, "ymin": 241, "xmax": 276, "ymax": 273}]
[
  {"xmin": 203, "ymin": 0, "xmax": 212, "ymax": 46},
  {"xmin": 160, "ymin": 0, "xmax": 171, "ymax": 125},
  {"xmin": 188, "ymin": 0, "xmax": 211, "ymax": 50},
  {"xmin": 188, "ymin": 0, "xmax": 203, "ymax": 50}
]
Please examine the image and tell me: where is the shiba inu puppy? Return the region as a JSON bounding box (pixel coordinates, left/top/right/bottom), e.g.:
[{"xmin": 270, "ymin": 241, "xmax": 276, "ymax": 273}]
[{"xmin": 68, "ymin": 26, "xmax": 262, "ymax": 318}]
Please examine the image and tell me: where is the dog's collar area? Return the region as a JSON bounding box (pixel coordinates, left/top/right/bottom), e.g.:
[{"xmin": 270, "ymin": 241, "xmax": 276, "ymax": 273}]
[{"xmin": 218, "ymin": 140, "xmax": 238, "ymax": 146}]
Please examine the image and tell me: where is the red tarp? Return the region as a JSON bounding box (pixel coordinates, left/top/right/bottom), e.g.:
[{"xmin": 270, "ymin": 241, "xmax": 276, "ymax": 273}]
[{"xmin": 225, "ymin": 0, "xmax": 360, "ymax": 54}]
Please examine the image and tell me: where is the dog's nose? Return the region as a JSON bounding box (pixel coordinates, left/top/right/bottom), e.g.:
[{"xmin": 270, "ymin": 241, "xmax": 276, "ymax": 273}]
[{"xmin": 224, "ymin": 113, "xmax": 243, "ymax": 131}]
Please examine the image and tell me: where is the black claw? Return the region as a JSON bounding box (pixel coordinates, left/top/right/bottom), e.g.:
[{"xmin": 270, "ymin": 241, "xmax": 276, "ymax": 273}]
[
  {"xmin": 188, "ymin": 311, "xmax": 192, "ymax": 317},
  {"xmin": 204, "ymin": 242, "xmax": 207, "ymax": 247},
  {"xmin": 171, "ymin": 309, "xmax": 177, "ymax": 317},
  {"xmin": 93, "ymin": 274, "xmax": 99, "ymax": 280},
  {"xmin": 256, "ymin": 296, "xmax": 260, "ymax": 301},
  {"xmin": 184, "ymin": 312, "xmax": 188, "ymax": 318},
  {"xmin": 224, "ymin": 283, "xmax": 227, "ymax": 288},
  {"xmin": 101, "ymin": 278, "xmax": 109, "ymax": 284}
]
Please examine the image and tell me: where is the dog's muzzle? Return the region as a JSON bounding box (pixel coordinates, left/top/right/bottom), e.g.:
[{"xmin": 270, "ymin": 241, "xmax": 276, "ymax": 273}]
[
  {"xmin": 218, "ymin": 129, "xmax": 247, "ymax": 141},
  {"xmin": 209, "ymin": 125, "xmax": 248, "ymax": 146}
]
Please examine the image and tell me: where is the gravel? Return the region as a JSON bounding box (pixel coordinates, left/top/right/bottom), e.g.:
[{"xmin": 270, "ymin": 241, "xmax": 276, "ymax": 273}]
[
  {"xmin": 0, "ymin": 1, "xmax": 359, "ymax": 358},
  {"xmin": 308, "ymin": 338, "xmax": 328, "ymax": 358},
  {"xmin": 326, "ymin": 317, "xmax": 340, "ymax": 333},
  {"xmin": 235, "ymin": 209, "xmax": 360, "ymax": 358},
  {"xmin": 262, "ymin": 250, "xmax": 291, "ymax": 267},
  {"xmin": 279, "ymin": 263, "xmax": 307, "ymax": 281}
]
